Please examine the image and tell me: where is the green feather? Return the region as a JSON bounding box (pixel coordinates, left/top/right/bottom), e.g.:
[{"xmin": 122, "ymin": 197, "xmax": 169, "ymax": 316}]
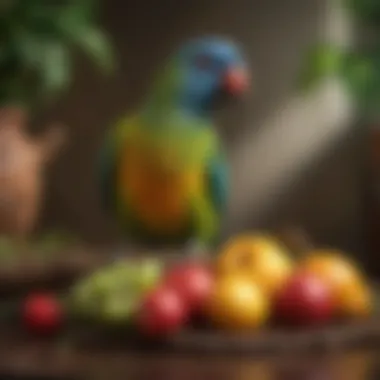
[
  {"xmin": 190, "ymin": 192, "xmax": 219, "ymax": 245},
  {"xmin": 144, "ymin": 60, "xmax": 182, "ymax": 120},
  {"xmin": 105, "ymin": 111, "xmax": 222, "ymax": 246}
]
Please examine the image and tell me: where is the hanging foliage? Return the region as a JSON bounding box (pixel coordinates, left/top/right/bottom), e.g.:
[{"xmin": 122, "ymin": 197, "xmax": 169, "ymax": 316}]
[
  {"xmin": 297, "ymin": 0, "xmax": 380, "ymax": 118},
  {"xmin": 298, "ymin": 44, "xmax": 346, "ymax": 91},
  {"xmin": 346, "ymin": 0, "xmax": 380, "ymax": 24},
  {"xmin": 0, "ymin": 0, "xmax": 115, "ymax": 108}
]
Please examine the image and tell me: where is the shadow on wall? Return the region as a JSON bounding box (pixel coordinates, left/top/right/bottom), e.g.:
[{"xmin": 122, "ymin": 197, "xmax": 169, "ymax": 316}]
[{"xmin": 36, "ymin": 0, "xmax": 365, "ymax": 255}]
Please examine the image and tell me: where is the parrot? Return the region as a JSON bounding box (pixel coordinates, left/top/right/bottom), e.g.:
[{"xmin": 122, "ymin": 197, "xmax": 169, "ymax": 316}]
[{"xmin": 99, "ymin": 36, "xmax": 249, "ymax": 254}]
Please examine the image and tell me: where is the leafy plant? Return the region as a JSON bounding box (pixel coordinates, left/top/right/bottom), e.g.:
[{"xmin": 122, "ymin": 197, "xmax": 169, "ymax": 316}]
[
  {"xmin": 346, "ymin": 0, "xmax": 380, "ymax": 24},
  {"xmin": 297, "ymin": 0, "xmax": 380, "ymax": 118},
  {"xmin": 298, "ymin": 44, "xmax": 346, "ymax": 91},
  {"xmin": 0, "ymin": 0, "xmax": 114, "ymax": 108}
]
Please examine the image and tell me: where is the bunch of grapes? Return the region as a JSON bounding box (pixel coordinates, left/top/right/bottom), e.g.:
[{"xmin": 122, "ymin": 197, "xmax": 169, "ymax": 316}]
[{"xmin": 68, "ymin": 258, "xmax": 163, "ymax": 324}]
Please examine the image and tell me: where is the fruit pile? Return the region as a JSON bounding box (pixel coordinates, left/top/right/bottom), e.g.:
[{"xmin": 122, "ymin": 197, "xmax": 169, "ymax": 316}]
[
  {"xmin": 209, "ymin": 233, "xmax": 373, "ymax": 330},
  {"xmin": 20, "ymin": 233, "xmax": 375, "ymax": 338}
]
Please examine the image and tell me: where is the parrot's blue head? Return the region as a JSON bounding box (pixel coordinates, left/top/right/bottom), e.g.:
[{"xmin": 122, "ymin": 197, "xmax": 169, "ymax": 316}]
[
  {"xmin": 175, "ymin": 37, "xmax": 249, "ymax": 117},
  {"xmin": 146, "ymin": 36, "xmax": 249, "ymax": 120}
]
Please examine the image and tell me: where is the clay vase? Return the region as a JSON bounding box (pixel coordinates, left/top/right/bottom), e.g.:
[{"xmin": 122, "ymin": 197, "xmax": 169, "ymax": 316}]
[{"xmin": 0, "ymin": 107, "xmax": 66, "ymax": 239}]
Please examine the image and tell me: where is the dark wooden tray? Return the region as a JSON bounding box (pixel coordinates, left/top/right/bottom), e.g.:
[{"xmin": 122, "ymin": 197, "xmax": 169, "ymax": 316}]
[
  {"xmin": 66, "ymin": 316, "xmax": 380, "ymax": 356},
  {"xmin": 2, "ymin": 326, "xmax": 376, "ymax": 380},
  {"xmin": 166, "ymin": 320, "xmax": 380, "ymax": 355}
]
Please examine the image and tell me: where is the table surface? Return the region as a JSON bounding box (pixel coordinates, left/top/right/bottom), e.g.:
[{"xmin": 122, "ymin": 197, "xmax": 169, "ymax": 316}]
[{"xmin": 0, "ymin": 331, "xmax": 378, "ymax": 380}]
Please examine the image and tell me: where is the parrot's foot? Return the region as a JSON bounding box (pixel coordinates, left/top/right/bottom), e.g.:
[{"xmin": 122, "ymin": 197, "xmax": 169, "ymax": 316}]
[{"xmin": 184, "ymin": 239, "xmax": 210, "ymax": 259}]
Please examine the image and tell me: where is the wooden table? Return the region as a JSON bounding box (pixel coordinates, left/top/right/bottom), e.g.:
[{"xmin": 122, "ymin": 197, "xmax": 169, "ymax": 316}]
[{"xmin": 0, "ymin": 330, "xmax": 378, "ymax": 380}]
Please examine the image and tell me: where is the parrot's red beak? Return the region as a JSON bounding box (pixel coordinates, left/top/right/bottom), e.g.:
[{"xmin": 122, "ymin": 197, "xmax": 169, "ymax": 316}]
[{"xmin": 223, "ymin": 67, "xmax": 249, "ymax": 96}]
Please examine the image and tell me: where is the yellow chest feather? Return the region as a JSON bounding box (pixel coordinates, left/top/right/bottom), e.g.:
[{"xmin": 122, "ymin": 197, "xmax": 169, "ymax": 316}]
[{"xmin": 118, "ymin": 143, "xmax": 204, "ymax": 232}]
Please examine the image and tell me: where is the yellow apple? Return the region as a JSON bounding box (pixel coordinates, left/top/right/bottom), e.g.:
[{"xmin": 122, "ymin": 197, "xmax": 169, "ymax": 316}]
[
  {"xmin": 299, "ymin": 250, "xmax": 373, "ymax": 318},
  {"xmin": 216, "ymin": 233, "xmax": 294, "ymax": 297},
  {"xmin": 337, "ymin": 278, "xmax": 373, "ymax": 318},
  {"xmin": 206, "ymin": 274, "xmax": 269, "ymax": 330}
]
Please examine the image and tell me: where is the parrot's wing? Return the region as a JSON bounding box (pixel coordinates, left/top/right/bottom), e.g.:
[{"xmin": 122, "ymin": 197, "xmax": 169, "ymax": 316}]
[
  {"xmin": 98, "ymin": 115, "xmax": 137, "ymax": 214},
  {"xmin": 189, "ymin": 151, "xmax": 229, "ymax": 246},
  {"xmin": 206, "ymin": 153, "xmax": 229, "ymax": 216}
]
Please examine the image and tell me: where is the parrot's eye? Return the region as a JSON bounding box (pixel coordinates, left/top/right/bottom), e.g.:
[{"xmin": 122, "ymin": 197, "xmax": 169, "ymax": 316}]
[{"xmin": 194, "ymin": 54, "xmax": 214, "ymax": 70}]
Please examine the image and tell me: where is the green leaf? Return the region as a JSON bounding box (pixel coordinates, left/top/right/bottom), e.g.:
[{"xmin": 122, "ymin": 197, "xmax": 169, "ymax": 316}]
[
  {"xmin": 0, "ymin": 0, "xmax": 16, "ymax": 14},
  {"xmin": 73, "ymin": 26, "xmax": 114, "ymax": 73},
  {"xmin": 17, "ymin": 2, "xmax": 64, "ymax": 35},
  {"xmin": 38, "ymin": 41, "xmax": 71, "ymax": 95},
  {"xmin": 298, "ymin": 44, "xmax": 345, "ymax": 91},
  {"xmin": 346, "ymin": 0, "xmax": 380, "ymax": 24},
  {"xmin": 0, "ymin": 0, "xmax": 113, "ymax": 108},
  {"xmin": 56, "ymin": 1, "xmax": 94, "ymax": 31},
  {"xmin": 13, "ymin": 31, "xmax": 71, "ymax": 97},
  {"xmin": 13, "ymin": 29, "xmax": 69, "ymax": 98},
  {"xmin": 56, "ymin": 3, "xmax": 114, "ymax": 73},
  {"xmin": 70, "ymin": 0, "xmax": 100, "ymax": 19},
  {"xmin": 13, "ymin": 29, "xmax": 41, "ymax": 66},
  {"xmin": 343, "ymin": 54, "xmax": 375, "ymax": 96},
  {"xmin": 340, "ymin": 51, "xmax": 380, "ymax": 118}
]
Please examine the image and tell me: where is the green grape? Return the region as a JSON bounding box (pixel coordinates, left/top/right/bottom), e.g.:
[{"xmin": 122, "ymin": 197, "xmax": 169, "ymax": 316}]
[
  {"xmin": 100, "ymin": 294, "xmax": 138, "ymax": 323},
  {"xmin": 69, "ymin": 258, "xmax": 165, "ymax": 323},
  {"xmin": 93, "ymin": 283, "xmax": 109, "ymax": 296},
  {"xmin": 117, "ymin": 264, "xmax": 139, "ymax": 284},
  {"xmin": 136, "ymin": 259, "xmax": 163, "ymax": 292}
]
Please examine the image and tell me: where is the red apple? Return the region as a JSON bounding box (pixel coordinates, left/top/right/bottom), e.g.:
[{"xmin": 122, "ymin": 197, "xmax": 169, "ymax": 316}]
[
  {"xmin": 163, "ymin": 261, "xmax": 214, "ymax": 313},
  {"xmin": 22, "ymin": 293, "xmax": 64, "ymax": 335},
  {"xmin": 273, "ymin": 271, "xmax": 334, "ymax": 326},
  {"xmin": 137, "ymin": 286, "xmax": 189, "ymax": 336}
]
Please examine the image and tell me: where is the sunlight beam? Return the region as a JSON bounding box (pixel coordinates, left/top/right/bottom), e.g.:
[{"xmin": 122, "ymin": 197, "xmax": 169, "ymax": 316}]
[{"xmin": 223, "ymin": 0, "xmax": 356, "ymax": 233}]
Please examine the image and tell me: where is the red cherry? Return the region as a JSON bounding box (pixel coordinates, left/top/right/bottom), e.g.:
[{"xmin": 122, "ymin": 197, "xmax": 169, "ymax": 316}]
[
  {"xmin": 163, "ymin": 262, "xmax": 215, "ymax": 313},
  {"xmin": 274, "ymin": 272, "xmax": 334, "ymax": 327},
  {"xmin": 23, "ymin": 293, "xmax": 64, "ymax": 335},
  {"xmin": 137, "ymin": 286, "xmax": 189, "ymax": 337}
]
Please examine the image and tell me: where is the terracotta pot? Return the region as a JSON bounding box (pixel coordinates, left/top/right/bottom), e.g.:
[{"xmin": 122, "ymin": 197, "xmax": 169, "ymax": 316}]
[{"xmin": 0, "ymin": 107, "xmax": 66, "ymax": 238}]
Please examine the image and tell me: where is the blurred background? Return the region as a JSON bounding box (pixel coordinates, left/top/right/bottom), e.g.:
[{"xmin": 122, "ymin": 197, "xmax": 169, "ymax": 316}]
[
  {"xmin": 35, "ymin": 0, "xmax": 366, "ymax": 254},
  {"xmin": 0, "ymin": 0, "xmax": 371, "ymax": 265}
]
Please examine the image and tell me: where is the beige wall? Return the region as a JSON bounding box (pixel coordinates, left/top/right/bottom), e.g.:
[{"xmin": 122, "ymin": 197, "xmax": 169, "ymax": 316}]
[{"xmin": 38, "ymin": 0, "xmax": 367, "ymax": 256}]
